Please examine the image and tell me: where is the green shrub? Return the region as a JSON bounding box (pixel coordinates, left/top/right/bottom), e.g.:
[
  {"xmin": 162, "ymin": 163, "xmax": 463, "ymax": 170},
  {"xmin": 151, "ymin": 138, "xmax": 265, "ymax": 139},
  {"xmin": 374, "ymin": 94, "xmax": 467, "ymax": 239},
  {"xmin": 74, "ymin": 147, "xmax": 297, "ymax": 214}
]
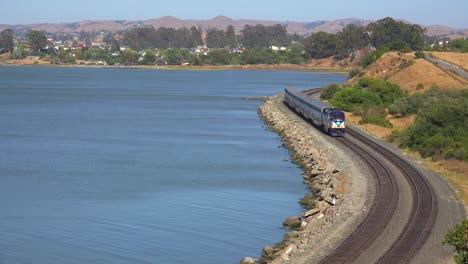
[
  {"xmin": 320, "ymin": 83, "xmax": 341, "ymax": 100},
  {"xmin": 399, "ymin": 89, "xmax": 468, "ymax": 161},
  {"xmin": 348, "ymin": 68, "xmax": 360, "ymax": 80},
  {"xmin": 386, "ymin": 41, "xmax": 413, "ymax": 53},
  {"xmin": 443, "ymin": 220, "xmax": 468, "ymax": 264},
  {"xmin": 387, "ymin": 129, "xmax": 406, "ymax": 143},
  {"xmin": 358, "ymin": 106, "xmax": 393, "ymax": 128},
  {"xmin": 387, "ymin": 104, "xmax": 400, "ymax": 116},
  {"xmin": 359, "ymin": 114, "xmax": 393, "ymax": 128},
  {"xmin": 330, "ymin": 86, "xmax": 383, "ymax": 111},
  {"xmin": 360, "ymin": 46, "xmax": 390, "ymax": 67},
  {"xmin": 415, "ymin": 51, "xmax": 425, "ymax": 59},
  {"xmin": 357, "ymin": 77, "xmax": 405, "ymax": 106},
  {"xmin": 416, "ymin": 83, "xmax": 424, "ymax": 90}
]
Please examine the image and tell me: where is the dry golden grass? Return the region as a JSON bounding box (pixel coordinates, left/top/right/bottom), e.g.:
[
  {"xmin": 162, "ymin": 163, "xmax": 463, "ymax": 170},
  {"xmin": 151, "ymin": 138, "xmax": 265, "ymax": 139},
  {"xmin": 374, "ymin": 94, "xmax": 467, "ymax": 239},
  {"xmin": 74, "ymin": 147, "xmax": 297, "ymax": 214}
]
[
  {"xmin": 424, "ymin": 160, "xmax": 468, "ymax": 205},
  {"xmin": 430, "ymin": 52, "xmax": 468, "ymax": 72},
  {"xmin": 347, "ymin": 52, "xmax": 468, "ymax": 91},
  {"xmin": 4, "ymin": 58, "xmax": 50, "ymax": 65},
  {"xmin": 308, "ymin": 57, "xmax": 357, "ymax": 69},
  {"xmin": 345, "ymin": 111, "xmax": 415, "ymax": 139},
  {"xmin": 346, "ymin": 52, "xmax": 414, "ymax": 85},
  {"xmin": 389, "ymin": 59, "xmax": 468, "ymax": 92}
]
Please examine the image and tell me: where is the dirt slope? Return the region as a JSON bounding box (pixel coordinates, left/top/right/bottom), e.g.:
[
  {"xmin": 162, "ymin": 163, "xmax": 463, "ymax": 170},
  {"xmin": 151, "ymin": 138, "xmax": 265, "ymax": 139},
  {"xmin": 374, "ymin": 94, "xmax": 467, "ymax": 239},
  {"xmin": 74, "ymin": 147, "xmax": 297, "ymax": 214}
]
[{"xmin": 347, "ymin": 52, "xmax": 468, "ymax": 93}]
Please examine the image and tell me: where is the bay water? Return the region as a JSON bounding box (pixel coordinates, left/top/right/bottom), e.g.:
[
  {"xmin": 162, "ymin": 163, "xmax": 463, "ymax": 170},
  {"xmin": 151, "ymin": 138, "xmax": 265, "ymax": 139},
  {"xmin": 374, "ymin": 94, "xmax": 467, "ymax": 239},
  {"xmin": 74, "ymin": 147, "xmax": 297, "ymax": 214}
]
[{"xmin": 0, "ymin": 67, "xmax": 346, "ymax": 263}]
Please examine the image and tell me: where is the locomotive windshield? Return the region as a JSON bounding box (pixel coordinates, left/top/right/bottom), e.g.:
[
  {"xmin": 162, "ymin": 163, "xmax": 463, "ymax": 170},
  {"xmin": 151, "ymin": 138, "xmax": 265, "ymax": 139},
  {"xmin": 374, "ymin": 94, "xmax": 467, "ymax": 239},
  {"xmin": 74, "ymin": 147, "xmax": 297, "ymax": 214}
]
[{"xmin": 329, "ymin": 111, "xmax": 345, "ymax": 120}]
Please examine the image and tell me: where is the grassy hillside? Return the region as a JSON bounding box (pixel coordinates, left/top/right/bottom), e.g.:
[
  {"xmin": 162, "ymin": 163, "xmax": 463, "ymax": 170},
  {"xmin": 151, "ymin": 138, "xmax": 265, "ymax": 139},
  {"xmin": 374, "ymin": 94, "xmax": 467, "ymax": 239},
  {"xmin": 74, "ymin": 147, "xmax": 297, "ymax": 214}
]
[{"xmin": 347, "ymin": 52, "xmax": 468, "ymax": 92}]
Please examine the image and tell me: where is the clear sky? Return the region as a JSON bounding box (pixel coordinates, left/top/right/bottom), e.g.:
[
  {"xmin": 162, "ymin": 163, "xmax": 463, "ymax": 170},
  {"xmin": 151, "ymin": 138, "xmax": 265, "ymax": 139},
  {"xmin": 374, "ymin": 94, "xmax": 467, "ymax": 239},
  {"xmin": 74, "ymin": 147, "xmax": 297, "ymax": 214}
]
[{"xmin": 2, "ymin": 0, "xmax": 467, "ymax": 28}]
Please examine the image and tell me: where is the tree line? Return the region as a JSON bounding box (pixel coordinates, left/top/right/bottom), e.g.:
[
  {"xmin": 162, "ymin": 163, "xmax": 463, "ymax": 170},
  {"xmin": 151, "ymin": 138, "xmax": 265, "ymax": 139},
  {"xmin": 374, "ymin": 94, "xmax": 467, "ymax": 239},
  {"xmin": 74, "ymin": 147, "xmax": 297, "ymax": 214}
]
[
  {"xmin": 122, "ymin": 24, "xmax": 297, "ymax": 50},
  {"xmin": 303, "ymin": 17, "xmax": 426, "ymax": 60},
  {"xmin": 122, "ymin": 26, "xmax": 203, "ymax": 50}
]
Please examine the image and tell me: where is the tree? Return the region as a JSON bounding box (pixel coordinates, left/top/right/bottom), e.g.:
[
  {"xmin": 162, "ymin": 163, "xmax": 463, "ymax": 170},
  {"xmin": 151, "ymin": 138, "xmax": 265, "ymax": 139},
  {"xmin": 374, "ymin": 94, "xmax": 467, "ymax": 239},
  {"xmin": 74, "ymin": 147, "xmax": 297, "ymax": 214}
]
[
  {"xmin": 26, "ymin": 30, "xmax": 47, "ymax": 51},
  {"xmin": 206, "ymin": 28, "xmax": 227, "ymax": 48},
  {"xmin": 240, "ymin": 24, "xmax": 291, "ymax": 48},
  {"xmin": 120, "ymin": 50, "xmax": 138, "ymax": 65},
  {"xmin": 0, "ymin": 28, "xmax": 14, "ymax": 52},
  {"xmin": 190, "ymin": 26, "xmax": 203, "ymax": 47},
  {"xmin": 226, "ymin": 25, "xmax": 237, "ymax": 47},
  {"xmin": 303, "ymin": 31, "xmax": 341, "ymax": 59},
  {"xmin": 163, "ymin": 49, "xmax": 182, "ymax": 65},
  {"xmin": 367, "ymin": 17, "xmax": 426, "ymax": 51},
  {"xmin": 110, "ymin": 39, "xmax": 121, "ymax": 52},
  {"xmin": 337, "ymin": 24, "xmax": 370, "ymax": 51},
  {"xmin": 123, "ymin": 26, "xmax": 202, "ymax": 50},
  {"xmin": 269, "ymin": 24, "xmax": 289, "ymax": 46},
  {"xmin": 103, "ymin": 32, "xmax": 114, "ymax": 45},
  {"xmin": 141, "ymin": 49, "xmax": 156, "ymax": 65}
]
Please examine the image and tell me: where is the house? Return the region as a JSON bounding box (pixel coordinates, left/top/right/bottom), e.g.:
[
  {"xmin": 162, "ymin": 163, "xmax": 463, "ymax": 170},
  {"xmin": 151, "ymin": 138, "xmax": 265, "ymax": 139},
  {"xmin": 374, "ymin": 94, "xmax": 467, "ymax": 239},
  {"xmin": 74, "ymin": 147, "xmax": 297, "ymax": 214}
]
[
  {"xmin": 270, "ymin": 46, "xmax": 287, "ymax": 51},
  {"xmin": 91, "ymin": 43, "xmax": 103, "ymax": 49}
]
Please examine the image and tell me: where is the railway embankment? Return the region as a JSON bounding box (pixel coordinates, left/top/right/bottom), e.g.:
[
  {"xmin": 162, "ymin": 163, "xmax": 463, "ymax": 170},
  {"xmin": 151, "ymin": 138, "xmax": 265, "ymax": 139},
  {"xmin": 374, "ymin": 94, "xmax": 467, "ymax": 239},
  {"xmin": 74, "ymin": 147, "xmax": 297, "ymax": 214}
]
[{"xmin": 240, "ymin": 94, "xmax": 373, "ymax": 264}]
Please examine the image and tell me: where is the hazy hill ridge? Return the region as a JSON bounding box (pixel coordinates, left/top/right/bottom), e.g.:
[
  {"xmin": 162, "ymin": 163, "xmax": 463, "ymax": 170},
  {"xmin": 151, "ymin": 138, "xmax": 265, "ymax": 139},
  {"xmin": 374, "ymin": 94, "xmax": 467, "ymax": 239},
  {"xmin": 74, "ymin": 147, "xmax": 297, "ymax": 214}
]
[{"xmin": 1, "ymin": 16, "xmax": 467, "ymax": 38}]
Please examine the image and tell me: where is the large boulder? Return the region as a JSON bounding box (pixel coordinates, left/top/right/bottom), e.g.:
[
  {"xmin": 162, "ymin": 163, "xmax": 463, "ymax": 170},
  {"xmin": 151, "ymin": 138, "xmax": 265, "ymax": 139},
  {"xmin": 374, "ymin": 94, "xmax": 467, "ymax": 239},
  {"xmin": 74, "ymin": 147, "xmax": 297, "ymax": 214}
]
[
  {"xmin": 239, "ymin": 257, "xmax": 256, "ymax": 264},
  {"xmin": 283, "ymin": 231, "xmax": 300, "ymax": 241},
  {"xmin": 283, "ymin": 216, "xmax": 301, "ymax": 229},
  {"xmin": 301, "ymin": 208, "xmax": 320, "ymax": 218},
  {"xmin": 261, "ymin": 246, "xmax": 275, "ymax": 259}
]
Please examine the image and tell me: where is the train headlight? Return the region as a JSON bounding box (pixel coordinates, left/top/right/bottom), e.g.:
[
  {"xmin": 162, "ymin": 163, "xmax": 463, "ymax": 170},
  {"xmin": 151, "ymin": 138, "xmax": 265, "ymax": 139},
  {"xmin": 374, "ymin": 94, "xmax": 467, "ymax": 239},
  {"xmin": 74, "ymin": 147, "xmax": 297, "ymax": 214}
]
[{"xmin": 332, "ymin": 121, "xmax": 344, "ymax": 128}]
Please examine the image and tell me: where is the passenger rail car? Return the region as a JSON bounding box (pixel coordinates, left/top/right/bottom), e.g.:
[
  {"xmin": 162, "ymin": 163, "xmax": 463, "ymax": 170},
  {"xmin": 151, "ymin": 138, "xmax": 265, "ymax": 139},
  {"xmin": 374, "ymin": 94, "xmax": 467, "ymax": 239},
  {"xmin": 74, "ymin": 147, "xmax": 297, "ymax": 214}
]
[{"xmin": 284, "ymin": 87, "xmax": 345, "ymax": 136}]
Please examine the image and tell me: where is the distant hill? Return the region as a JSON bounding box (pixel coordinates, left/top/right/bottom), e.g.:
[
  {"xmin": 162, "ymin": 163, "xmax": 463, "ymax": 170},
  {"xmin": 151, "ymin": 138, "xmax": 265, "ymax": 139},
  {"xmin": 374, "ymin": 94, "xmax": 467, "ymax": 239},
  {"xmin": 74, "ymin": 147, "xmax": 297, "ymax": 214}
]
[{"xmin": 1, "ymin": 16, "xmax": 467, "ymax": 38}]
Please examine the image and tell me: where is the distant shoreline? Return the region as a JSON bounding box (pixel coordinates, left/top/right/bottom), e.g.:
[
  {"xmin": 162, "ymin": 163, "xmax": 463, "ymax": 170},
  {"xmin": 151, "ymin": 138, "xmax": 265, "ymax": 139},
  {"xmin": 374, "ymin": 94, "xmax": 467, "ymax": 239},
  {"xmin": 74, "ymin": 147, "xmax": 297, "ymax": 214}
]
[{"xmin": 0, "ymin": 62, "xmax": 350, "ymax": 74}]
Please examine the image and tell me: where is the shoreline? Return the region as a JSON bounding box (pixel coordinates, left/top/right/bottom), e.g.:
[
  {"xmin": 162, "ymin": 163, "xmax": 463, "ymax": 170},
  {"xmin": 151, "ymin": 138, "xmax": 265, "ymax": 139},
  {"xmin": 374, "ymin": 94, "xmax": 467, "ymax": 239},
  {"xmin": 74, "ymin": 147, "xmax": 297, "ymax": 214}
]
[
  {"xmin": 0, "ymin": 62, "xmax": 350, "ymax": 74},
  {"xmin": 241, "ymin": 94, "xmax": 373, "ymax": 264}
]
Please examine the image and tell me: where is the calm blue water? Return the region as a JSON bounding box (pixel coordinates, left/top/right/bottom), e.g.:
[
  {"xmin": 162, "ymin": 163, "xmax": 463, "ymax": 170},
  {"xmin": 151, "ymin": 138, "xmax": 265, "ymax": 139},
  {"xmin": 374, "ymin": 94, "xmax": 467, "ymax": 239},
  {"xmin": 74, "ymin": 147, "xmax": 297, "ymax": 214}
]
[{"xmin": 0, "ymin": 67, "xmax": 346, "ymax": 264}]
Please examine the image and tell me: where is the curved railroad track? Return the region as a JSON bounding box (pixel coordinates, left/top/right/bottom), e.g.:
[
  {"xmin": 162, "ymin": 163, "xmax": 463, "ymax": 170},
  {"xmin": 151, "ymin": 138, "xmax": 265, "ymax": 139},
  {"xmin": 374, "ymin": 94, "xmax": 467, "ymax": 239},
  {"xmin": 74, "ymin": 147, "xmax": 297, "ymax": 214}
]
[{"xmin": 300, "ymin": 89, "xmax": 438, "ymax": 263}]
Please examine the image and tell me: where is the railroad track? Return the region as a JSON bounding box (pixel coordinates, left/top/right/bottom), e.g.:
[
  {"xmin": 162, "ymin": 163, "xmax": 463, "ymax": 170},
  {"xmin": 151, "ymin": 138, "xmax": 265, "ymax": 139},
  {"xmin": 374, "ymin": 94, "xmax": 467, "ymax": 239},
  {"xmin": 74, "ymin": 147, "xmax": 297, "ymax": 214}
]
[{"xmin": 300, "ymin": 89, "xmax": 437, "ymax": 263}]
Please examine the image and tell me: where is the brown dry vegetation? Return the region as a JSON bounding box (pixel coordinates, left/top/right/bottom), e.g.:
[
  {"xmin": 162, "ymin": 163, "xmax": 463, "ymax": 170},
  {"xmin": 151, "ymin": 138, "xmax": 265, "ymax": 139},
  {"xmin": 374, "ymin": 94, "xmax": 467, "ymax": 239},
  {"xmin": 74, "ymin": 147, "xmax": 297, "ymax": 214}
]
[
  {"xmin": 347, "ymin": 52, "xmax": 468, "ymax": 92},
  {"xmin": 429, "ymin": 52, "xmax": 468, "ymax": 72},
  {"xmin": 425, "ymin": 160, "xmax": 468, "ymax": 204},
  {"xmin": 5, "ymin": 58, "xmax": 50, "ymax": 65},
  {"xmin": 388, "ymin": 59, "xmax": 468, "ymax": 93},
  {"xmin": 0, "ymin": 53, "xmax": 49, "ymax": 65},
  {"xmin": 308, "ymin": 56, "xmax": 361, "ymax": 70}
]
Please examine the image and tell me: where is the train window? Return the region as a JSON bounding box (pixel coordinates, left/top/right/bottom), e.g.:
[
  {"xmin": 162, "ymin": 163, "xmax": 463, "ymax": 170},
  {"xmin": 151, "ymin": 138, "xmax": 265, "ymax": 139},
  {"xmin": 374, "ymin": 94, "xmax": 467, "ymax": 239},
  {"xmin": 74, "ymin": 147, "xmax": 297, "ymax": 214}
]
[{"xmin": 330, "ymin": 112, "xmax": 345, "ymax": 120}]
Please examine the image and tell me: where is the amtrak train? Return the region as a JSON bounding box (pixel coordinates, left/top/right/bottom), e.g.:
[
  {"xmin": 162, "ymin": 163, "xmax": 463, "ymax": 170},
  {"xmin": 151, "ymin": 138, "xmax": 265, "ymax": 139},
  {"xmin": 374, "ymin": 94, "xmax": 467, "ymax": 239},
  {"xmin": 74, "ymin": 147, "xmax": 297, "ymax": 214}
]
[{"xmin": 284, "ymin": 87, "xmax": 345, "ymax": 137}]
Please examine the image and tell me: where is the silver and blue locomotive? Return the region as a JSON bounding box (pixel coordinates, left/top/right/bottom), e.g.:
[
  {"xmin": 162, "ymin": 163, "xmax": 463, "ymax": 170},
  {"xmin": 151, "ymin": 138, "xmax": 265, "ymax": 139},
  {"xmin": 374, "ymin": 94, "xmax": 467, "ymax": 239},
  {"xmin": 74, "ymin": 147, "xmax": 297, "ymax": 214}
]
[{"xmin": 284, "ymin": 87, "xmax": 345, "ymax": 137}]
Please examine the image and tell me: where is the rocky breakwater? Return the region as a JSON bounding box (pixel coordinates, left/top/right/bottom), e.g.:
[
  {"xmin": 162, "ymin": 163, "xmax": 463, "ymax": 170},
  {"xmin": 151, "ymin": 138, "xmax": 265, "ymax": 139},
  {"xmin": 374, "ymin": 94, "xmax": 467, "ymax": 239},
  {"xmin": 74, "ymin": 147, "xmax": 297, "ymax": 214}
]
[{"xmin": 239, "ymin": 94, "xmax": 354, "ymax": 264}]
